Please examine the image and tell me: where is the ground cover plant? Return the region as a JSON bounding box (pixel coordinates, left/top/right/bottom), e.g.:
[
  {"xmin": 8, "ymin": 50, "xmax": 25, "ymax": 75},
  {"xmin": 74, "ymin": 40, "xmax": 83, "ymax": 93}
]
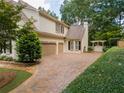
[{"xmin": 62, "ymin": 47, "xmax": 124, "ymax": 93}]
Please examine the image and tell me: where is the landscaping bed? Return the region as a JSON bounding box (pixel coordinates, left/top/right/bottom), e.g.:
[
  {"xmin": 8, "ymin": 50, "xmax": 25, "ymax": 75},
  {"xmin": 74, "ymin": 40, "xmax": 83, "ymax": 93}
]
[
  {"xmin": 0, "ymin": 72, "xmax": 16, "ymax": 88},
  {"xmin": 0, "ymin": 68, "xmax": 32, "ymax": 93},
  {"xmin": 62, "ymin": 47, "xmax": 124, "ymax": 93}
]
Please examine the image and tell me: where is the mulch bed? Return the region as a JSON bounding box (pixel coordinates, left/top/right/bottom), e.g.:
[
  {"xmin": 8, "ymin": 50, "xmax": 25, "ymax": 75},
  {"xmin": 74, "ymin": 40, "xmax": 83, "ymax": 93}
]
[
  {"xmin": 0, "ymin": 72, "xmax": 16, "ymax": 88},
  {"xmin": 0, "ymin": 61, "xmax": 40, "ymax": 67}
]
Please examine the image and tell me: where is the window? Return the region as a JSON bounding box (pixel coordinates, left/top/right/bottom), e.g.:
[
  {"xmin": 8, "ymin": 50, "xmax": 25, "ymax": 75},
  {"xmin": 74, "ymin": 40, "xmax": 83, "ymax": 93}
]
[
  {"xmin": 0, "ymin": 40, "xmax": 12, "ymax": 54},
  {"xmin": 56, "ymin": 23, "xmax": 64, "ymax": 34},
  {"xmin": 68, "ymin": 41, "xmax": 74, "ymax": 51},
  {"xmin": 61, "ymin": 26, "xmax": 64, "ymax": 34},
  {"xmin": 75, "ymin": 41, "xmax": 81, "ymax": 51}
]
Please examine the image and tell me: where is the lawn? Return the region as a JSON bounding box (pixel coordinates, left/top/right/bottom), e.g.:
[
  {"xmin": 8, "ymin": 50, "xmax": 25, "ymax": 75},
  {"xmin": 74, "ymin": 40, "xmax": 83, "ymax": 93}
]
[
  {"xmin": 62, "ymin": 47, "xmax": 124, "ymax": 93},
  {"xmin": 0, "ymin": 68, "xmax": 32, "ymax": 93}
]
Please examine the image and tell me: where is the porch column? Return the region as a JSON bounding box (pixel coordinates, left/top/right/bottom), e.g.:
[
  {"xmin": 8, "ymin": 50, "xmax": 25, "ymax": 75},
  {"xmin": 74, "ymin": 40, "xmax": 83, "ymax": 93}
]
[
  {"xmin": 73, "ymin": 41, "xmax": 76, "ymax": 51},
  {"xmin": 81, "ymin": 41, "xmax": 84, "ymax": 52},
  {"xmin": 12, "ymin": 41, "xmax": 16, "ymax": 59},
  {"xmin": 56, "ymin": 42, "xmax": 59, "ymax": 55}
]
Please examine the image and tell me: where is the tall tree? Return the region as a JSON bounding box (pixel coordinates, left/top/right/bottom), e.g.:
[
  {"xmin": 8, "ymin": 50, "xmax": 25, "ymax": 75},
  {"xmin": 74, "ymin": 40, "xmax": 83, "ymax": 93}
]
[
  {"xmin": 60, "ymin": 0, "xmax": 124, "ymax": 41},
  {"xmin": 0, "ymin": 0, "xmax": 22, "ymax": 49}
]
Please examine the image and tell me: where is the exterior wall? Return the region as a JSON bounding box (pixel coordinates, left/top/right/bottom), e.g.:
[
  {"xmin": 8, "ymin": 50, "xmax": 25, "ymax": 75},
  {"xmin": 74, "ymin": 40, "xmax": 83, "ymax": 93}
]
[
  {"xmin": 64, "ymin": 22, "xmax": 89, "ymax": 53},
  {"xmin": 64, "ymin": 40, "xmax": 81, "ymax": 54},
  {"xmin": 58, "ymin": 43, "xmax": 63, "ymax": 53},
  {"xmin": 118, "ymin": 40, "xmax": 124, "ymax": 48},
  {"xmin": 22, "ymin": 9, "xmax": 40, "ymax": 30},
  {"xmin": 81, "ymin": 22, "xmax": 88, "ymax": 52},
  {"xmin": 22, "ymin": 9, "xmax": 68, "ymax": 37},
  {"xmin": 39, "ymin": 16, "xmax": 56, "ymax": 34},
  {"xmin": 64, "ymin": 27, "xmax": 69, "ymax": 36},
  {"xmin": 39, "ymin": 36, "xmax": 64, "ymax": 55},
  {"xmin": 1, "ymin": 41, "xmax": 17, "ymax": 59},
  {"xmin": 39, "ymin": 16, "xmax": 68, "ymax": 37}
]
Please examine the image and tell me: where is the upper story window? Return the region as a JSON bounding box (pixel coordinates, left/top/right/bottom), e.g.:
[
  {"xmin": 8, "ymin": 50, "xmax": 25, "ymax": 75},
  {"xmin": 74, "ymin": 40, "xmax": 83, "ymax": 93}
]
[{"xmin": 56, "ymin": 23, "xmax": 64, "ymax": 34}]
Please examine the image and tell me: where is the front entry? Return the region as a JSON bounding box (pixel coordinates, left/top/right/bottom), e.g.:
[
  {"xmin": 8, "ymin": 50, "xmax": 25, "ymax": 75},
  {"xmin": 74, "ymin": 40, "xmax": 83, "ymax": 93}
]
[{"xmin": 68, "ymin": 40, "xmax": 81, "ymax": 51}]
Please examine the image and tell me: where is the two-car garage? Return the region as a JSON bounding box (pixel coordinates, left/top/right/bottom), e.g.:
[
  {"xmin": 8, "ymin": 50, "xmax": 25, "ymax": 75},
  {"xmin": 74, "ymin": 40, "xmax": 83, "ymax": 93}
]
[{"xmin": 42, "ymin": 42, "xmax": 64, "ymax": 56}]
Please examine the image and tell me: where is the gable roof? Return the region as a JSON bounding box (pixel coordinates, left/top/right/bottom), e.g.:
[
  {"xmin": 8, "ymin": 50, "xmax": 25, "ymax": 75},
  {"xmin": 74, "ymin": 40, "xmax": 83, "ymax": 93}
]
[
  {"xmin": 66, "ymin": 25, "xmax": 85, "ymax": 40},
  {"xmin": 18, "ymin": 0, "xmax": 37, "ymax": 11}
]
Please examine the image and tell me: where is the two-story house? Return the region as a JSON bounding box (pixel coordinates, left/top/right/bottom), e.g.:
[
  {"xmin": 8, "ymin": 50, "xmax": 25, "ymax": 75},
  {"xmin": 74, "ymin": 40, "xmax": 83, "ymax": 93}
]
[{"xmin": 2, "ymin": 0, "xmax": 88, "ymax": 58}]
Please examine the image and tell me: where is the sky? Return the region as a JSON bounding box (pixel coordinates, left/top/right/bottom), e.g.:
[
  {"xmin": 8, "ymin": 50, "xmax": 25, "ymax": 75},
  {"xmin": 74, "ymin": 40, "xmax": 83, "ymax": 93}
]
[{"xmin": 13, "ymin": 0, "xmax": 64, "ymax": 18}]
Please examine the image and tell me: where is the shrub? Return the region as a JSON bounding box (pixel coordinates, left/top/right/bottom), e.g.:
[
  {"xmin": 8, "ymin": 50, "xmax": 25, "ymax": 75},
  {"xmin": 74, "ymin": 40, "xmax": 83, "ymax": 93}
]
[
  {"xmin": 103, "ymin": 47, "xmax": 110, "ymax": 52},
  {"xmin": 16, "ymin": 21, "xmax": 41, "ymax": 62},
  {"xmin": 108, "ymin": 38, "xmax": 120, "ymax": 47},
  {"xmin": 88, "ymin": 47, "xmax": 93, "ymax": 52},
  {"xmin": 0, "ymin": 56, "xmax": 7, "ymax": 60},
  {"xmin": 4, "ymin": 57, "xmax": 14, "ymax": 61},
  {"xmin": 0, "ymin": 56, "xmax": 14, "ymax": 61}
]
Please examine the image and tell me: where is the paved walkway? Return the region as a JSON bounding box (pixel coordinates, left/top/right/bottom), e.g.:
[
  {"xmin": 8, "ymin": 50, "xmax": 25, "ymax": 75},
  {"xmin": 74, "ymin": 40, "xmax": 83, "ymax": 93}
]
[{"xmin": 10, "ymin": 53, "xmax": 102, "ymax": 93}]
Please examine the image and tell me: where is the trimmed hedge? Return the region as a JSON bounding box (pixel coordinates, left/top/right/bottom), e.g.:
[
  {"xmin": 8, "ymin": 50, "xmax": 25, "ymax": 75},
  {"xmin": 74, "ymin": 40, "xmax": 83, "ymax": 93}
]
[{"xmin": 62, "ymin": 47, "xmax": 124, "ymax": 93}]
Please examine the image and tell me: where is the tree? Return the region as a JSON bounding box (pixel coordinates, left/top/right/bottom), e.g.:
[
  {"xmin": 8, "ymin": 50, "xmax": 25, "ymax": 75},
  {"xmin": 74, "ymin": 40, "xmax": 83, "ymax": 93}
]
[
  {"xmin": 47, "ymin": 9, "xmax": 58, "ymax": 19},
  {"xmin": 38, "ymin": 7, "xmax": 58, "ymax": 19},
  {"xmin": 0, "ymin": 0, "xmax": 22, "ymax": 53},
  {"xmin": 16, "ymin": 21, "xmax": 41, "ymax": 62},
  {"xmin": 60, "ymin": 0, "xmax": 124, "ymax": 42}
]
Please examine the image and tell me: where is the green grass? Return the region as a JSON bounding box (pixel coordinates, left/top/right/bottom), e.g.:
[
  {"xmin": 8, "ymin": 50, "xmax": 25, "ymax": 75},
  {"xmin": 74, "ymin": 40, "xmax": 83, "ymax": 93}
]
[
  {"xmin": 62, "ymin": 47, "xmax": 124, "ymax": 93},
  {"xmin": 0, "ymin": 68, "xmax": 32, "ymax": 93}
]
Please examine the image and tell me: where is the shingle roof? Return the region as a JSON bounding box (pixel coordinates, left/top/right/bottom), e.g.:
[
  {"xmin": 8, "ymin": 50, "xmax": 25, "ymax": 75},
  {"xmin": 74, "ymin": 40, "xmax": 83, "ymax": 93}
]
[{"xmin": 66, "ymin": 25, "xmax": 85, "ymax": 40}]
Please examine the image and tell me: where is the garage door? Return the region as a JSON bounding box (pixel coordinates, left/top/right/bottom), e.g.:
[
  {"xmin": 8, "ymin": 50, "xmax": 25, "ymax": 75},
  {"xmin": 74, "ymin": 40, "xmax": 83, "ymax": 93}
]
[
  {"xmin": 42, "ymin": 43, "xmax": 56, "ymax": 56},
  {"xmin": 58, "ymin": 43, "xmax": 63, "ymax": 54}
]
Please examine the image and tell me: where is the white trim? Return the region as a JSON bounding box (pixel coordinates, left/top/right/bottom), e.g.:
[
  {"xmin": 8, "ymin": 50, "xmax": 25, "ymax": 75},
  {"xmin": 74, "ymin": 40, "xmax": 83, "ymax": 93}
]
[{"xmin": 56, "ymin": 42, "xmax": 59, "ymax": 55}]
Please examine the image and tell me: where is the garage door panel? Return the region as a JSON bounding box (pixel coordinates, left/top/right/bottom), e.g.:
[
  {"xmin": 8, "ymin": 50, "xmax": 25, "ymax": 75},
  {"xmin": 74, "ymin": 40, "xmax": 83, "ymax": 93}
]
[{"xmin": 42, "ymin": 43, "xmax": 56, "ymax": 56}]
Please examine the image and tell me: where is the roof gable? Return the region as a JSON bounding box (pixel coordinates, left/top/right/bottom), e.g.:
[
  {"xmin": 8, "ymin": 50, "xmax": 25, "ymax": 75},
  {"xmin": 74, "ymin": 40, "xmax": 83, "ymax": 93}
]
[
  {"xmin": 18, "ymin": 0, "xmax": 37, "ymax": 11},
  {"xmin": 66, "ymin": 25, "xmax": 85, "ymax": 40}
]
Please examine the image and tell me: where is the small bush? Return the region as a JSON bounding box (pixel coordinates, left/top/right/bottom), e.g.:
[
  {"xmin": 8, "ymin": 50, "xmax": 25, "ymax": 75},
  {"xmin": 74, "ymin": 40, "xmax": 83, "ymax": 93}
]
[
  {"xmin": 0, "ymin": 56, "xmax": 14, "ymax": 61},
  {"xmin": 88, "ymin": 47, "xmax": 93, "ymax": 52},
  {"xmin": 0, "ymin": 56, "xmax": 6, "ymax": 60},
  {"xmin": 4, "ymin": 57, "xmax": 14, "ymax": 61},
  {"xmin": 103, "ymin": 47, "xmax": 110, "ymax": 52}
]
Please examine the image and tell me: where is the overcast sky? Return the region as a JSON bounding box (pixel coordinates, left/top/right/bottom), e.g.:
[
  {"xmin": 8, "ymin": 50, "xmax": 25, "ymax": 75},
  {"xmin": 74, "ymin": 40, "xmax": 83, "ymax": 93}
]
[{"xmin": 13, "ymin": 0, "xmax": 64, "ymax": 18}]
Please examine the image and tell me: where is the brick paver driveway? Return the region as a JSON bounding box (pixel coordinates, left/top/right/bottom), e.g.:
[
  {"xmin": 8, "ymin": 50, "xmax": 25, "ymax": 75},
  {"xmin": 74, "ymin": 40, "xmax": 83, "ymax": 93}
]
[{"xmin": 10, "ymin": 53, "xmax": 102, "ymax": 93}]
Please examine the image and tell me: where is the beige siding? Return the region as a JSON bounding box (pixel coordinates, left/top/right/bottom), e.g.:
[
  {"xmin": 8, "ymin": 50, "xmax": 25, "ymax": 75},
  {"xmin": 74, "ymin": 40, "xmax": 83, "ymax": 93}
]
[
  {"xmin": 39, "ymin": 16, "xmax": 56, "ymax": 34},
  {"xmin": 118, "ymin": 41, "xmax": 124, "ymax": 48},
  {"xmin": 22, "ymin": 8, "xmax": 69, "ymax": 37},
  {"xmin": 58, "ymin": 43, "xmax": 63, "ymax": 53}
]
